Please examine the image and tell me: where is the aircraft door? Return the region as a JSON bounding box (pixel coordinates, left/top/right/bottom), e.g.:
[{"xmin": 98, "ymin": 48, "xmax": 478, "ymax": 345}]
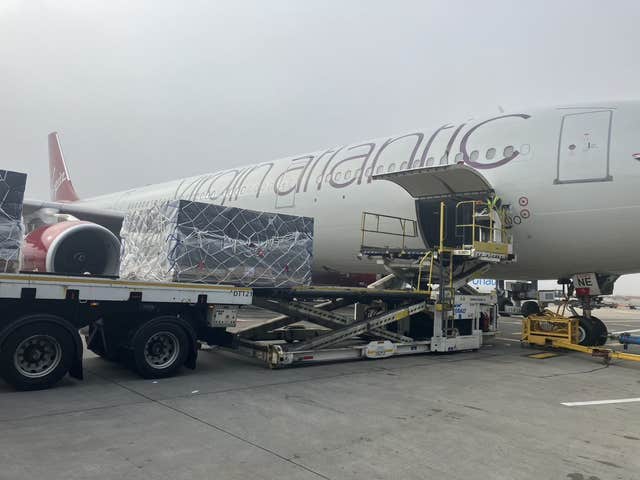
[{"xmin": 555, "ymin": 110, "xmax": 612, "ymax": 184}]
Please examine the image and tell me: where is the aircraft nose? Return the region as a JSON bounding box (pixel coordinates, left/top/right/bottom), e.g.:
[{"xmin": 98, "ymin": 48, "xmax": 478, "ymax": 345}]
[{"xmin": 633, "ymin": 153, "xmax": 640, "ymax": 160}]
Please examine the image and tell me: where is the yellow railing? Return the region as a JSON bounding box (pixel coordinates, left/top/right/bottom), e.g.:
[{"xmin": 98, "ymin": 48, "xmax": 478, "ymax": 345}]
[
  {"xmin": 416, "ymin": 251, "xmax": 434, "ymax": 294},
  {"xmin": 360, "ymin": 211, "xmax": 419, "ymax": 251},
  {"xmin": 522, "ymin": 311, "xmax": 579, "ymax": 343},
  {"xmin": 454, "ymin": 199, "xmax": 511, "ymax": 250}
]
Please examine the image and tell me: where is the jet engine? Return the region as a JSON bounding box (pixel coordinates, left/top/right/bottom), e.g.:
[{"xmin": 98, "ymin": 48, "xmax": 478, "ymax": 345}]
[{"xmin": 22, "ymin": 221, "xmax": 121, "ymax": 276}]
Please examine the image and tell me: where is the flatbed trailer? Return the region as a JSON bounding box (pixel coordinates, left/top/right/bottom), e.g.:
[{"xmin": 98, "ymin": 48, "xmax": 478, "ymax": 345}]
[
  {"xmin": 0, "ymin": 273, "xmax": 252, "ymax": 390},
  {"xmin": 0, "ymin": 273, "xmax": 499, "ymax": 390}
]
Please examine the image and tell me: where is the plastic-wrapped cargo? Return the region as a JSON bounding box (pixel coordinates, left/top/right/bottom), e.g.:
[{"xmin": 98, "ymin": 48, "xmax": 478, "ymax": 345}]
[
  {"xmin": 119, "ymin": 200, "xmax": 314, "ymax": 287},
  {"xmin": 0, "ymin": 170, "xmax": 26, "ymax": 273}
]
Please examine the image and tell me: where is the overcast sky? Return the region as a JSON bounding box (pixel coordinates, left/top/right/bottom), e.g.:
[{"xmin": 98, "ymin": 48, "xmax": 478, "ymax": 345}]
[{"xmin": 1, "ymin": 0, "xmax": 640, "ymax": 293}]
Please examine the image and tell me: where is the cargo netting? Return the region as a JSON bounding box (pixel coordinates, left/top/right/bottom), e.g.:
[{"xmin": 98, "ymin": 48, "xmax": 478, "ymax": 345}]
[
  {"xmin": 119, "ymin": 200, "xmax": 314, "ymax": 287},
  {"xmin": 0, "ymin": 170, "xmax": 26, "ymax": 273}
]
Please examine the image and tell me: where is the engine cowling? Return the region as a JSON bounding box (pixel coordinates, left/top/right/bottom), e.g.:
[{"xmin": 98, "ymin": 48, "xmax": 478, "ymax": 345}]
[{"xmin": 23, "ymin": 221, "xmax": 121, "ymax": 276}]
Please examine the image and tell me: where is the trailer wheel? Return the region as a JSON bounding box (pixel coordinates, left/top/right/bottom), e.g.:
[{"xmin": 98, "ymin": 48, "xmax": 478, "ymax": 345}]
[
  {"xmin": 131, "ymin": 319, "xmax": 189, "ymax": 379},
  {"xmin": 521, "ymin": 301, "xmax": 541, "ymax": 317},
  {"xmin": 0, "ymin": 321, "xmax": 75, "ymax": 390}
]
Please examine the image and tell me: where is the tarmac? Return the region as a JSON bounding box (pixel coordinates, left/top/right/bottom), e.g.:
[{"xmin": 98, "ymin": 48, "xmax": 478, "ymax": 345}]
[{"xmin": 1, "ymin": 308, "xmax": 640, "ymax": 480}]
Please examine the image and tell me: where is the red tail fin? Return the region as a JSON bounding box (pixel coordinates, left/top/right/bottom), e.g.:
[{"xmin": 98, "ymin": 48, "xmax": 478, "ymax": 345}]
[{"xmin": 48, "ymin": 132, "xmax": 79, "ymax": 202}]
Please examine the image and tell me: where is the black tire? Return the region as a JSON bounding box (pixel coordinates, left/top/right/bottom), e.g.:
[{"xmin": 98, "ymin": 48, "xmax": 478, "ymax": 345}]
[
  {"xmin": 573, "ymin": 316, "xmax": 597, "ymax": 346},
  {"xmin": 590, "ymin": 316, "xmax": 608, "ymax": 346},
  {"xmin": 0, "ymin": 320, "xmax": 75, "ymax": 390},
  {"xmin": 521, "ymin": 301, "xmax": 541, "ymax": 317},
  {"xmin": 131, "ymin": 319, "xmax": 189, "ymax": 379}
]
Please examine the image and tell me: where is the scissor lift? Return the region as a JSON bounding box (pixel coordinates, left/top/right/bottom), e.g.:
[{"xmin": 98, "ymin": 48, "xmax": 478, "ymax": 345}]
[{"xmin": 228, "ymin": 165, "xmax": 513, "ymax": 368}]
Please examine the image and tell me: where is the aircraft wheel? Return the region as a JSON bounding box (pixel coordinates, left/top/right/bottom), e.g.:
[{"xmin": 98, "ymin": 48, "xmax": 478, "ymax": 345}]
[
  {"xmin": 573, "ymin": 316, "xmax": 597, "ymax": 346},
  {"xmin": 590, "ymin": 316, "xmax": 608, "ymax": 346}
]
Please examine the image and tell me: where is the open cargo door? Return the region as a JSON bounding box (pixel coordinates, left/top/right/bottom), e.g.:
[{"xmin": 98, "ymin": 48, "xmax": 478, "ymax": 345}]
[
  {"xmin": 373, "ymin": 163, "xmax": 493, "ymax": 200},
  {"xmin": 372, "ymin": 164, "xmax": 495, "ymax": 249}
]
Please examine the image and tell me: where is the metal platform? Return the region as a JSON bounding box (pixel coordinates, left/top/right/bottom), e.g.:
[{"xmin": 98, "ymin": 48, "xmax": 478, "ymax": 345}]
[{"xmin": 225, "ymin": 287, "xmax": 497, "ymax": 368}]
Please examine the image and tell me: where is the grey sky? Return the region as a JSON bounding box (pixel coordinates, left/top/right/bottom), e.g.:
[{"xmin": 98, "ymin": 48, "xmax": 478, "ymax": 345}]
[{"xmin": 1, "ymin": 0, "xmax": 640, "ymax": 293}]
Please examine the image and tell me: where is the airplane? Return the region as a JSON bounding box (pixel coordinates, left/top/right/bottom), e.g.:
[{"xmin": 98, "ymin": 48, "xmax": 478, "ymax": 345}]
[{"xmin": 19, "ymin": 100, "xmax": 640, "ymax": 344}]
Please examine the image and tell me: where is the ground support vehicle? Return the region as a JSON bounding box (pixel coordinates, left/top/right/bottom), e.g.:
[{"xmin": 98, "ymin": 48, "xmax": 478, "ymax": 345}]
[
  {"xmin": 0, "ymin": 273, "xmax": 252, "ymax": 390},
  {"xmin": 223, "ymin": 286, "xmax": 497, "ymax": 368},
  {"xmin": 521, "ymin": 302, "xmax": 640, "ymax": 364}
]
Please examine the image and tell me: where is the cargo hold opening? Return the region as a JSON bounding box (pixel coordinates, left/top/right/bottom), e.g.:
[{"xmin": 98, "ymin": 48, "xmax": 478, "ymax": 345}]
[{"xmin": 372, "ymin": 164, "xmax": 495, "ymax": 250}]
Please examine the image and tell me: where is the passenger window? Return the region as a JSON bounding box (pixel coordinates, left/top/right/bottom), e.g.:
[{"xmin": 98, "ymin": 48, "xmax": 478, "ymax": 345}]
[
  {"xmin": 376, "ymin": 165, "xmax": 385, "ymax": 175},
  {"xmin": 486, "ymin": 148, "xmax": 496, "ymax": 160},
  {"xmin": 455, "ymin": 152, "xmax": 463, "ymax": 162},
  {"xmin": 470, "ymin": 150, "xmax": 479, "ymax": 162},
  {"xmin": 520, "ymin": 144, "xmax": 531, "ymax": 155},
  {"xmin": 335, "ymin": 171, "xmax": 342, "ymax": 181},
  {"xmin": 416, "ymin": 158, "xmax": 425, "ymax": 168},
  {"xmin": 426, "ymin": 157, "xmax": 435, "ymax": 166},
  {"xmin": 439, "ymin": 155, "xmax": 447, "ymax": 165},
  {"xmin": 387, "ymin": 163, "xmax": 396, "ymax": 172},
  {"xmin": 504, "ymin": 145, "xmax": 514, "ymax": 157},
  {"xmin": 400, "ymin": 161, "xmax": 407, "ymax": 170},
  {"xmin": 344, "ymin": 170, "xmax": 352, "ymax": 180}
]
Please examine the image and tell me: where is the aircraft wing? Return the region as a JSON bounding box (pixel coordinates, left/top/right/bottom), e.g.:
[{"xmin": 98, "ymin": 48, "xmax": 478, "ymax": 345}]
[{"xmin": 23, "ymin": 199, "xmax": 124, "ymax": 233}]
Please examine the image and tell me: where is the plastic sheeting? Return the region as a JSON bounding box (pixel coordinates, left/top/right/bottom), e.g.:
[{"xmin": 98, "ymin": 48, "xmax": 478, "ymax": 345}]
[
  {"xmin": 0, "ymin": 170, "xmax": 26, "ymax": 273},
  {"xmin": 119, "ymin": 200, "xmax": 314, "ymax": 287}
]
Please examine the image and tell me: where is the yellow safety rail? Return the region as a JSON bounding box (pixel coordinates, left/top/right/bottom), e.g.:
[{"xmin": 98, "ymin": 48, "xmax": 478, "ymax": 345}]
[
  {"xmin": 416, "ymin": 251, "xmax": 434, "ymax": 294},
  {"xmin": 360, "ymin": 211, "xmax": 419, "ymax": 252},
  {"xmin": 454, "ymin": 199, "xmax": 511, "ymax": 254}
]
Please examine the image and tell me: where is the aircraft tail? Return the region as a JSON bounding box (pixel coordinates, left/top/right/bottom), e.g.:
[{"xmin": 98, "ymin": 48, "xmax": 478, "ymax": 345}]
[{"xmin": 48, "ymin": 132, "xmax": 79, "ymax": 202}]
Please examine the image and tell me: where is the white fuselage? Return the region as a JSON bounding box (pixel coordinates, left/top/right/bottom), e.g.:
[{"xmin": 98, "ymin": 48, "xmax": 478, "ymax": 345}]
[{"xmin": 78, "ymin": 101, "xmax": 640, "ymax": 281}]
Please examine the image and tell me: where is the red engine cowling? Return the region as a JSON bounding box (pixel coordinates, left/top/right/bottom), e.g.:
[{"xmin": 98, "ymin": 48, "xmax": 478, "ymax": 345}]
[{"xmin": 23, "ymin": 221, "xmax": 121, "ymax": 276}]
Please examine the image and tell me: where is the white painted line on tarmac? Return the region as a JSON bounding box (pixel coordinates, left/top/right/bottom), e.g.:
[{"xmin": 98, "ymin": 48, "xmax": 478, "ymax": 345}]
[
  {"xmin": 609, "ymin": 328, "xmax": 640, "ymax": 335},
  {"xmin": 562, "ymin": 397, "xmax": 640, "ymax": 407},
  {"xmin": 496, "ymin": 337, "xmax": 520, "ymax": 342}
]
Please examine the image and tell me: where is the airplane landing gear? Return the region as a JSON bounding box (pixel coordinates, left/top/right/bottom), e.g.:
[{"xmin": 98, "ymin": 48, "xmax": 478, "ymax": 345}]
[
  {"xmin": 558, "ymin": 274, "xmax": 612, "ymax": 347},
  {"xmin": 572, "ymin": 315, "xmax": 608, "ymax": 346}
]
